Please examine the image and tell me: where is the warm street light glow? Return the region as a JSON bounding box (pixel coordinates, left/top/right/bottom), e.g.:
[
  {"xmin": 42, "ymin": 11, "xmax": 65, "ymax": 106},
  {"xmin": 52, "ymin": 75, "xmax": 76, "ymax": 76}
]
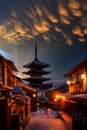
[
  {"xmin": 55, "ymin": 95, "xmax": 60, "ymax": 118},
  {"xmin": 81, "ymin": 74, "xmax": 86, "ymax": 79},
  {"xmin": 56, "ymin": 95, "xmax": 59, "ymax": 99},
  {"xmin": 62, "ymin": 96, "xmax": 66, "ymax": 100},
  {"xmin": 67, "ymin": 80, "xmax": 70, "ymax": 85},
  {"xmin": 54, "ymin": 99, "xmax": 57, "ymax": 102},
  {"xmin": 33, "ymin": 93, "xmax": 36, "ymax": 98}
]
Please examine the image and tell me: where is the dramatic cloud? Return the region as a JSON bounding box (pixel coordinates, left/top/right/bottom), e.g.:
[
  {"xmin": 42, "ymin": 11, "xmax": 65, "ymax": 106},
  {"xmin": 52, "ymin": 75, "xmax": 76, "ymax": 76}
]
[
  {"xmin": 42, "ymin": 6, "xmax": 59, "ymax": 23},
  {"xmin": 72, "ymin": 26, "xmax": 84, "ymax": 36},
  {"xmin": 0, "ymin": 0, "xmax": 87, "ymax": 45},
  {"xmin": 68, "ymin": 0, "xmax": 80, "ymax": 9},
  {"xmin": 58, "ymin": 4, "xmax": 70, "ymax": 17},
  {"xmin": 34, "ymin": 19, "xmax": 50, "ymax": 33},
  {"xmin": 70, "ymin": 8, "xmax": 83, "ymax": 17}
]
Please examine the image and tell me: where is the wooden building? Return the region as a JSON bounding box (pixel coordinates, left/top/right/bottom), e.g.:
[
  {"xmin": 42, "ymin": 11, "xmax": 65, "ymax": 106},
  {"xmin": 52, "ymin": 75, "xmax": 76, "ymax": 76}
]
[
  {"xmin": 0, "ymin": 83, "xmax": 13, "ymax": 130},
  {"xmin": 0, "ymin": 54, "xmax": 36, "ymax": 129},
  {"xmin": 61, "ymin": 57, "xmax": 87, "ymax": 129},
  {"xmin": 64, "ymin": 57, "xmax": 87, "ymax": 94},
  {"xmin": 0, "ymin": 55, "xmax": 18, "ymax": 86},
  {"xmin": 19, "ymin": 82, "xmax": 37, "ymax": 112},
  {"xmin": 0, "ymin": 54, "xmax": 18, "ymax": 130}
]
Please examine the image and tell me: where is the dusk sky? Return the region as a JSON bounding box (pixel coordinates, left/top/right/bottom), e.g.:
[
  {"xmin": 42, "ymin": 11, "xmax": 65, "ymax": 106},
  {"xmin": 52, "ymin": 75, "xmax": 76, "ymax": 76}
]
[{"xmin": 0, "ymin": 0, "xmax": 87, "ymax": 86}]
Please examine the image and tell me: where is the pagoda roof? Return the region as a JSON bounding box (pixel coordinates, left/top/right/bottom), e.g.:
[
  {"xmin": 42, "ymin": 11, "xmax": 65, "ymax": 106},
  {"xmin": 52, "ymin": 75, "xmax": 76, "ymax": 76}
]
[
  {"xmin": 40, "ymin": 83, "xmax": 52, "ymax": 90},
  {"xmin": 23, "ymin": 76, "xmax": 51, "ymax": 82},
  {"xmin": 23, "ymin": 69, "xmax": 50, "ymax": 75},
  {"xmin": 30, "ymin": 83, "xmax": 52, "ymax": 90},
  {"xmin": 23, "ymin": 58, "xmax": 50, "ymax": 69}
]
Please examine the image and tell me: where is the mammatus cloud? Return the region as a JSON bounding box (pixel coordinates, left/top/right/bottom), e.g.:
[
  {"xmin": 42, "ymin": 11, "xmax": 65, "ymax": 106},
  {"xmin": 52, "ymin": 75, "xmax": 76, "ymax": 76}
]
[
  {"xmin": 58, "ymin": 4, "xmax": 70, "ymax": 17},
  {"xmin": 72, "ymin": 26, "xmax": 84, "ymax": 36},
  {"xmin": 68, "ymin": 0, "xmax": 80, "ymax": 9},
  {"xmin": 34, "ymin": 19, "xmax": 50, "ymax": 33},
  {"xmin": 41, "ymin": 6, "xmax": 59, "ymax": 23},
  {"xmin": 0, "ymin": 0, "xmax": 87, "ymax": 45}
]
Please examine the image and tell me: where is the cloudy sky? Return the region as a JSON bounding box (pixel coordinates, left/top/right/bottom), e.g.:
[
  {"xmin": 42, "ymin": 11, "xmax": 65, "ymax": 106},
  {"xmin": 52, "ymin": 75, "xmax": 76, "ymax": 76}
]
[{"xmin": 0, "ymin": 0, "xmax": 87, "ymax": 85}]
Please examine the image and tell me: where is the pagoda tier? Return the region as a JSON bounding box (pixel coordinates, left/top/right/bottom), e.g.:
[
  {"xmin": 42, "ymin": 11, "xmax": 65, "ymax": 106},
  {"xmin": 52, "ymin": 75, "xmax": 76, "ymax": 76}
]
[
  {"xmin": 30, "ymin": 83, "xmax": 52, "ymax": 90},
  {"xmin": 23, "ymin": 76, "xmax": 50, "ymax": 82},
  {"xmin": 23, "ymin": 58, "xmax": 50, "ymax": 69},
  {"xmin": 39, "ymin": 83, "xmax": 52, "ymax": 90},
  {"xmin": 22, "ymin": 69, "xmax": 50, "ymax": 76}
]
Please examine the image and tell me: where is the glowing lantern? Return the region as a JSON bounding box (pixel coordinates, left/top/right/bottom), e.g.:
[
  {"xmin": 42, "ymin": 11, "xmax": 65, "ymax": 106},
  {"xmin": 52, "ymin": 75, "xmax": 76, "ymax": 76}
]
[{"xmin": 81, "ymin": 74, "xmax": 86, "ymax": 79}]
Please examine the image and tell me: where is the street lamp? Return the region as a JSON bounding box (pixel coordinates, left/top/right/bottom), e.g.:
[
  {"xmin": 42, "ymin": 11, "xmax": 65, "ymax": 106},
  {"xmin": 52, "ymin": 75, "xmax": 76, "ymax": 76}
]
[{"xmin": 32, "ymin": 93, "xmax": 37, "ymax": 111}]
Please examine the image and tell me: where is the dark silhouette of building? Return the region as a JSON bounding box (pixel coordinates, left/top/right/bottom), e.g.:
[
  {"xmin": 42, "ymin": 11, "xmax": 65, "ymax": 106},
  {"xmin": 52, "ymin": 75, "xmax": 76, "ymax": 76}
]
[{"xmin": 22, "ymin": 42, "xmax": 52, "ymax": 91}]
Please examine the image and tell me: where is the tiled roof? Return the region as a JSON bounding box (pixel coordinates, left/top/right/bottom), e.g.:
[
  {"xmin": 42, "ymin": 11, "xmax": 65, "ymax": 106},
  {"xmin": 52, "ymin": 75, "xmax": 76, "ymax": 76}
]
[
  {"xmin": 0, "ymin": 54, "xmax": 18, "ymax": 72},
  {"xmin": 23, "ymin": 58, "xmax": 50, "ymax": 68},
  {"xmin": 64, "ymin": 57, "xmax": 87, "ymax": 76}
]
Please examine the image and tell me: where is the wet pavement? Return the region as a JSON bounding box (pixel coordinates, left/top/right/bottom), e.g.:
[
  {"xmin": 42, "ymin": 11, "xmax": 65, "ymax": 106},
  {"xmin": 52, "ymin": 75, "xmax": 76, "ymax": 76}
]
[{"xmin": 25, "ymin": 109, "xmax": 72, "ymax": 130}]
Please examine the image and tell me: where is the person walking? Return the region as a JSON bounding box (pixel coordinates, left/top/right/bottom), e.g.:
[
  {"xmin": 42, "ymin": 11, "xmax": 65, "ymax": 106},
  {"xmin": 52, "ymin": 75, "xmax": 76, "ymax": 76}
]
[{"xmin": 47, "ymin": 108, "xmax": 51, "ymax": 118}]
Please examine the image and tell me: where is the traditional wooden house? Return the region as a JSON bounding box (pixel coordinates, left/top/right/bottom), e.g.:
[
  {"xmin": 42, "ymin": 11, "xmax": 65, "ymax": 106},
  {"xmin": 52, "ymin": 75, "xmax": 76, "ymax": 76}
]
[
  {"xmin": 11, "ymin": 77, "xmax": 36, "ymax": 129},
  {"xmin": 18, "ymin": 82, "xmax": 37, "ymax": 113},
  {"xmin": 61, "ymin": 57, "xmax": 87, "ymax": 129},
  {"xmin": 0, "ymin": 54, "xmax": 18, "ymax": 130},
  {"xmin": 64, "ymin": 57, "xmax": 87, "ymax": 94},
  {"xmin": 0, "ymin": 54, "xmax": 36, "ymax": 130},
  {"xmin": 0, "ymin": 55, "xmax": 18, "ymax": 86},
  {"xmin": 0, "ymin": 82, "xmax": 13, "ymax": 130}
]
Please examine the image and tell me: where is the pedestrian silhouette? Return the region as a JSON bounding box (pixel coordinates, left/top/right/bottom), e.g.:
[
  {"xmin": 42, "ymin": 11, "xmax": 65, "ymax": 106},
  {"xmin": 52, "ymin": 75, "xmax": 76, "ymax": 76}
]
[{"xmin": 45, "ymin": 108, "xmax": 51, "ymax": 117}]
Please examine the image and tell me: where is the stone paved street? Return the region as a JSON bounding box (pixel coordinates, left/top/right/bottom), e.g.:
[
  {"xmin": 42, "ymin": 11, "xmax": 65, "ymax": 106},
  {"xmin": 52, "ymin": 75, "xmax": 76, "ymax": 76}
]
[{"xmin": 25, "ymin": 109, "xmax": 72, "ymax": 130}]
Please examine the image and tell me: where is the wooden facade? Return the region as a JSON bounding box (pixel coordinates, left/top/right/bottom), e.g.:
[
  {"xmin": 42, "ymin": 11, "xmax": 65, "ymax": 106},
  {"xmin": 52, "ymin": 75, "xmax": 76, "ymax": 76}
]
[
  {"xmin": 0, "ymin": 55, "xmax": 18, "ymax": 130},
  {"xmin": 0, "ymin": 84, "xmax": 12, "ymax": 130},
  {"xmin": 0, "ymin": 55, "xmax": 36, "ymax": 130},
  {"xmin": 19, "ymin": 82, "xmax": 37, "ymax": 112},
  {"xmin": 0, "ymin": 55, "xmax": 18, "ymax": 86},
  {"xmin": 61, "ymin": 57, "xmax": 87, "ymax": 128},
  {"xmin": 64, "ymin": 57, "xmax": 87, "ymax": 94}
]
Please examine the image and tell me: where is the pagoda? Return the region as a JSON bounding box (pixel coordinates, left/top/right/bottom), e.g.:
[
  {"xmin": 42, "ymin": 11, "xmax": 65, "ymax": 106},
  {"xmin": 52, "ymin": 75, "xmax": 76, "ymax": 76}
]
[{"xmin": 22, "ymin": 42, "xmax": 52, "ymax": 91}]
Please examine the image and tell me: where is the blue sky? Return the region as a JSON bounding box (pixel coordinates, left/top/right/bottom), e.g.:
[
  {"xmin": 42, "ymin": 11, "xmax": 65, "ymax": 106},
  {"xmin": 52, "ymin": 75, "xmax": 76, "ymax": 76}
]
[{"xmin": 0, "ymin": 0, "xmax": 87, "ymax": 85}]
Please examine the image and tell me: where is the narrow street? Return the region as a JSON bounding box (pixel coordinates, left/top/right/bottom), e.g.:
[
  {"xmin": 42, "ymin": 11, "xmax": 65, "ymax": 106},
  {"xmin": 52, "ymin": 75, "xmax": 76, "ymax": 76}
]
[{"xmin": 25, "ymin": 109, "xmax": 72, "ymax": 130}]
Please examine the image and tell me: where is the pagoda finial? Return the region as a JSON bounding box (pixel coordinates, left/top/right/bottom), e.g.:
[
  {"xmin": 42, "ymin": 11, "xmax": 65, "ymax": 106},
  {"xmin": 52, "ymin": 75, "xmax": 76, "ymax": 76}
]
[{"xmin": 35, "ymin": 41, "xmax": 37, "ymax": 59}]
